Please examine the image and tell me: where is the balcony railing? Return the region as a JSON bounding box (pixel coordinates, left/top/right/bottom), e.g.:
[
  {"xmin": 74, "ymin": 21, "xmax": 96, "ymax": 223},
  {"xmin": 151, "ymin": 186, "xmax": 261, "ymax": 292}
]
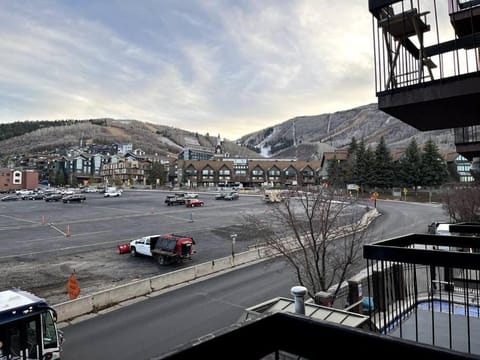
[
  {"xmin": 157, "ymin": 311, "xmax": 477, "ymax": 359},
  {"xmin": 363, "ymin": 228, "xmax": 480, "ymax": 355},
  {"xmin": 370, "ymin": 0, "xmax": 480, "ymax": 94}
]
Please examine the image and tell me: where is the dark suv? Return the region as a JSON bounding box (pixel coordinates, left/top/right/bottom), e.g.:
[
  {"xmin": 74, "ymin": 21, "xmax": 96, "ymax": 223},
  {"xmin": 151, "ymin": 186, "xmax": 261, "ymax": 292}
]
[{"xmin": 62, "ymin": 194, "xmax": 86, "ymax": 203}]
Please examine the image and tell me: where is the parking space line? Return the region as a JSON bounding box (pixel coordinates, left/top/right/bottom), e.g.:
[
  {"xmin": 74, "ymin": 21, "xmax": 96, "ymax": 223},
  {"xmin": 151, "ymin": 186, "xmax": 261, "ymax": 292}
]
[
  {"xmin": 0, "ymin": 238, "xmax": 132, "ymax": 260},
  {"xmin": 0, "ymin": 214, "xmax": 40, "ymax": 224}
]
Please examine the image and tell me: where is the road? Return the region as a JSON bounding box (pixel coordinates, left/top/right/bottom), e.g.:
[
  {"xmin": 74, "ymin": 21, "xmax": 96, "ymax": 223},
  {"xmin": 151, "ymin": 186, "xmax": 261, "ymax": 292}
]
[{"xmin": 60, "ymin": 199, "xmax": 447, "ymax": 360}]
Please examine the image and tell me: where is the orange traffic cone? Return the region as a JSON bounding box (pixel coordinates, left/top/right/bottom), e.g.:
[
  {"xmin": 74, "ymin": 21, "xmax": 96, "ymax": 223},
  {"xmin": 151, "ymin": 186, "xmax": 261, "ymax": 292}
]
[{"xmin": 66, "ymin": 225, "xmax": 71, "ymax": 237}]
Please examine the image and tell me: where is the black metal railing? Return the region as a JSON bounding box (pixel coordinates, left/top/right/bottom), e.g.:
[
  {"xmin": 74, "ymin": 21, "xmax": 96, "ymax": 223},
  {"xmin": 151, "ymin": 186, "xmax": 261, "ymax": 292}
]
[
  {"xmin": 156, "ymin": 311, "xmax": 479, "ymax": 359},
  {"xmin": 363, "ymin": 230, "xmax": 480, "ymax": 355},
  {"xmin": 369, "ymin": 0, "xmax": 480, "ymax": 94}
]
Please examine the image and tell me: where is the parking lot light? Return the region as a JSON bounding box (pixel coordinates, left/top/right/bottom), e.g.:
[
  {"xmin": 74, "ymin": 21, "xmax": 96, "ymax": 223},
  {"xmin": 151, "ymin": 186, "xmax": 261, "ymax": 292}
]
[{"xmin": 231, "ymin": 233, "xmax": 237, "ymax": 259}]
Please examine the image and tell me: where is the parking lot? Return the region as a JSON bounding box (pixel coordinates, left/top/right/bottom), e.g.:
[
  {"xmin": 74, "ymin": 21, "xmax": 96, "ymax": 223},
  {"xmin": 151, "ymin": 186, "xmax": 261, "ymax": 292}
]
[{"xmin": 0, "ymin": 190, "xmax": 266, "ymax": 305}]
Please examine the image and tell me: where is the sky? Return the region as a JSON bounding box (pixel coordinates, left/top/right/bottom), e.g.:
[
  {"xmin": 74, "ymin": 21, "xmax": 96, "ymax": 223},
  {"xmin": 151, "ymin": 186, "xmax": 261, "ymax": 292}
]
[{"xmin": 0, "ymin": 0, "xmax": 376, "ymax": 140}]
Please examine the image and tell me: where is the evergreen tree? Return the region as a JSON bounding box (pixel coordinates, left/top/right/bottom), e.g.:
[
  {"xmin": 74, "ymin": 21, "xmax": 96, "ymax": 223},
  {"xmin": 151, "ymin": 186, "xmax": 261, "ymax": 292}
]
[
  {"xmin": 372, "ymin": 137, "xmax": 394, "ymax": 189},
  {"xmin": 399, "ymin": 138, "xmax": 422, "ymax": 193},
  {"xmin": 55, "ymin": 168, "xmax": 65, "ymax": 186},
  {"xmin": 344, "ymin": 137, "xmax": 358, "ymax": 183},
  {"xmin": 353, "ymin": 139, "xmax": 373, "ymax": 192},
  {"xmin": 327, "ymin": 156, "xmax": 345, "ymax": 188},
  {"xmin": 148, "ymin": 161, "xmax": 166, "ymax": 186},
  {"xmin": 347, "ymin": 137, "xmax": 358, "ymax": 157},
  {"xmin": 420, "ymin": 139, "xmax": 449, "ymax": 187},
  {"xmin": 351, "ymin": 139, "xmax": 365, "ymax": 186},
  {"xmin": 364, "ymin": 147, "xmax": 376, "ymax": 189}
]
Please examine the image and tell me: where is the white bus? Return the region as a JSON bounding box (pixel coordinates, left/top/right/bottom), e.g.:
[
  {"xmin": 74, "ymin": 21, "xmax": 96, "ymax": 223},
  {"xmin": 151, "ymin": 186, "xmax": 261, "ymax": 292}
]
[{"xmin": 0, "ymin": 289, "xmax": 63, "ymax": 359}]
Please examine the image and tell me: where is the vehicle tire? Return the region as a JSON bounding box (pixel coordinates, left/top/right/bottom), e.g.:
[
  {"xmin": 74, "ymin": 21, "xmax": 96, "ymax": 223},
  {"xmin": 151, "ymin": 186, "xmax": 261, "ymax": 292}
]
[
  {"xmin": 157, "ymin": 255, "xmax": 165, "ymax": 265},
  {"xmin": 200, "ymin": 203, "xmax": 204, "ymax": 207},
  {"xmin": 130, "ymin": 247, "xmax": 137, "ymax": 257}
]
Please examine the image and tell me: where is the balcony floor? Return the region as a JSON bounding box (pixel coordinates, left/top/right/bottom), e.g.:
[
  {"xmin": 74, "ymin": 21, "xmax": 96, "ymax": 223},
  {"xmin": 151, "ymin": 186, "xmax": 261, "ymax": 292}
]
[
  {"xmin": 378, "ymin": 72, "xmax": 480, "ymax": 131},
  {"xmin": 388, "ymin": 300, "xmax": 480, "ymax": 355}
]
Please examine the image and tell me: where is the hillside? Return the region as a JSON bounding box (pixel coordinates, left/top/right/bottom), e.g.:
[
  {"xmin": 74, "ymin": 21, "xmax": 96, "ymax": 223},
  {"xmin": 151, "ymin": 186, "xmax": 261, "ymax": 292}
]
[
  {"xmin": 238, "ymin": 103, "xmax": 456, "ymax": 160},
  {"xmin": 0, "ymin": 104, "xmax": 458, "ymax": 163},
  {"xmin": 0, "ymin": 119, "xmax": 260, "ymax": 160}
]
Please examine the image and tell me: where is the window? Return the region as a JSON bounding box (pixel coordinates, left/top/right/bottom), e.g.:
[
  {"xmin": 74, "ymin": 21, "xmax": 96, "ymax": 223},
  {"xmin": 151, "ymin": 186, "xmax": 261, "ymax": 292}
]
[
  {"xmin": 42, "ymin": 310, "xmax": 59, "ymax": 349},
  {"xmin": 12, "ymin": 171, "xmax": 21, "ymax": 185},
  {"xmin": 219, "ymin": 168, "xmax": 231, "ymax": 175},
  {"xmin": 202, "ymin": 167, "xmax": 214, "ymax": 175}
]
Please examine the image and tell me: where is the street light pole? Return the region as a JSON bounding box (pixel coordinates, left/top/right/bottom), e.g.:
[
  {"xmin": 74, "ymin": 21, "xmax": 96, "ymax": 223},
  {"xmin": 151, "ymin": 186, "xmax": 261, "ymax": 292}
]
[{"xmin": 230, "ymin": 233, "xmax": 237, "ymax": 259}]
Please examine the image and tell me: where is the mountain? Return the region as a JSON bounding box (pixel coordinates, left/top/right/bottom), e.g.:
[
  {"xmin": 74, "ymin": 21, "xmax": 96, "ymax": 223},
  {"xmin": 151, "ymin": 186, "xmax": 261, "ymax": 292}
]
[
  {"xmin": 0, "ymin": 104, "xmax": 457, "ymax": 163},
  {"xmin": 0, "ymin": 118, "xmax": 260, "ymax": 160},
  {"xmin": 237, "ymin": 103, "xmax": 456, "ymax": 160}
]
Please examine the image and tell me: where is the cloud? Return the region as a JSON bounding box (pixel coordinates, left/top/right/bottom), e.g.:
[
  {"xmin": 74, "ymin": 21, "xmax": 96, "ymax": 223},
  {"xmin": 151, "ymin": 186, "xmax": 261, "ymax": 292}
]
[{"xmin": 0, "ymin": 1, "xmax": 376, "ymax": 140}]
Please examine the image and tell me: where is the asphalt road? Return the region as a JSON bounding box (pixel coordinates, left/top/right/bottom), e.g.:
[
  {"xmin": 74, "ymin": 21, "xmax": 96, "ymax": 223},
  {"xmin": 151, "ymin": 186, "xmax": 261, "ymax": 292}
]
[{"xmin": 59, "ymin": 199, "xmax": 447, "ymax": 360}]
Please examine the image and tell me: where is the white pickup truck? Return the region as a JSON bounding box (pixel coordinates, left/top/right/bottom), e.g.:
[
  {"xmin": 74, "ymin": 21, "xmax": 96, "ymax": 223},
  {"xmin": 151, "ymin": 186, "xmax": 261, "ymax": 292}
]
[{"xmin": 129, "ymin": 233, "xmax": 195, "ymax": 265}]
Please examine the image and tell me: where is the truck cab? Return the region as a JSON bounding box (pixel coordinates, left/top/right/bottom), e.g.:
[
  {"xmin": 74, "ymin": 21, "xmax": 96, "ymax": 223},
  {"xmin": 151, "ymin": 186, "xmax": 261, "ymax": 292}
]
[
  {"xmin": 129, "ymin": 235, "xmax": 159, "ymax": 256},
  {"xmin": 165, "ymin": 194, "xmax": 187, "ymax": 206}
]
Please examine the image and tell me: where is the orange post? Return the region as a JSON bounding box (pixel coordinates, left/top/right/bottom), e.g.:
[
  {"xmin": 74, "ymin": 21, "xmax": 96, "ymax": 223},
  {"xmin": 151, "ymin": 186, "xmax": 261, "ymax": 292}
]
[
  {"xmin": 66, "ymin": 225, "xmax": 71, "ymax": 237},
  {"xmin": 41, "ymin": 216, "xmax": 45, "ymax": 225}
]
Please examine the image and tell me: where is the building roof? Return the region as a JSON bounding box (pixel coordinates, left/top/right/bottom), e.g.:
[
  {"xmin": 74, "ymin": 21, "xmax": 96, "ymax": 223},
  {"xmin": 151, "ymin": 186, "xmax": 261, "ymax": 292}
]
[{"xmin": 239, "ymin": 296, "xmax": 374, "ymax": 330}]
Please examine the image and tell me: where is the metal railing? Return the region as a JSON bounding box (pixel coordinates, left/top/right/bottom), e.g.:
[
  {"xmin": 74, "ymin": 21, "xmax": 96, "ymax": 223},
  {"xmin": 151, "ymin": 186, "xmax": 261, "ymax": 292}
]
[{"xmin": 370, "ymin": 0, "xmax": 480, "ymax": 94}]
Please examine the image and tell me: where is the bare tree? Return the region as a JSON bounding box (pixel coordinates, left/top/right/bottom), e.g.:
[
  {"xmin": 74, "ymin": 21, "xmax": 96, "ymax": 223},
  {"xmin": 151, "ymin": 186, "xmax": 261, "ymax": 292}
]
[
  {"xmin": 440, "ymin": 185, "xmax": 480, "ymax": 222},
  {"xmin": 243, "ymin": 187, "xmax": 372, "ymax": 304}
]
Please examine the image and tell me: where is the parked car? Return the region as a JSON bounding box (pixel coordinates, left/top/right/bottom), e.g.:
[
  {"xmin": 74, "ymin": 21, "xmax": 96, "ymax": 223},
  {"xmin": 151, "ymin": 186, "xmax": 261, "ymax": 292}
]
[
  {"xmin": 62, "ymin": 194, "xmax": 86, "ymax": 203},
  {"xmin": 81, "ymin": 187, "xmax": 98, "ymax": 193},
  {"xmin": 26, "ymin": 192, "xmax": 45, "ymax": 200},
  {"xmin": 44, "ymin": 193, "xmax": 63, "ymax": 202},
  {"xmin": 185, "ymin": 199, "xmax": 204, "ymax": 207},
  {"xmin": 1, "ymin": 195, "xmax": 19, "ymax": 202},
  {"xmin": 61, "ymin": 189, "xmax": 76, "ymax": 195},
  {"xmin": 104, "ymin": 190, "xmax": 122, "ymax": 197},
  {"xmin": 215, "ymin": 193, "xmax": 225, "ymax": 200},
  {"xmin": 224, "ymin": 192, "xmax": 239, "ymax": 200},
  {"xmin": 184, "ymin": 192, "xmax": 199, "ymax": 199}
]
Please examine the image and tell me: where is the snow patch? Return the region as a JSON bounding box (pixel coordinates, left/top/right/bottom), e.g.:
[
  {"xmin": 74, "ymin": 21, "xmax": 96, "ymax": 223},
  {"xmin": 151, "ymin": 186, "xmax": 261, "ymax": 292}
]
[{"xmin": 260, "ymin": 145, "xmax": 271, "ymax": 157}]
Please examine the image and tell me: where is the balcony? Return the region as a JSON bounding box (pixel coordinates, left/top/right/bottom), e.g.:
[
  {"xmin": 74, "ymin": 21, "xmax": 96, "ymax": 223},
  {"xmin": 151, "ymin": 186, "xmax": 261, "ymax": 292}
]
[
  {"xmin": 158, "ymin": 310, "xmax": 476, "ymax": 360},
  {"xmin": 369, "ymin": 0, "xmax": 480, "ymax": 130},
  {"xmin": 363, "ymin": 226, "xmax": 480, "ymax": 355}
]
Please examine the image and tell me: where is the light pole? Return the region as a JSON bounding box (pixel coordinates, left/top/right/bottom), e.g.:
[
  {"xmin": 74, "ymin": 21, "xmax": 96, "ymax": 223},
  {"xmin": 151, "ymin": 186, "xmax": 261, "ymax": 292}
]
[{"xmin": 230, "ymin": 233, "xmax": 237, "ymax": 259}]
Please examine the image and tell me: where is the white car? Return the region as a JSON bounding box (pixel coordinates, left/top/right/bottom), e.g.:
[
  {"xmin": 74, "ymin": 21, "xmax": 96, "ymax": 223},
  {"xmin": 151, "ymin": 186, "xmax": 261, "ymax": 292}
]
[
  {"xmin": 104, "ymin": 190, "xmax": 122, "ymax": 197},
  {"xmin": 184, "ymin": 192, "xmax": 198, "ymax": 199}
]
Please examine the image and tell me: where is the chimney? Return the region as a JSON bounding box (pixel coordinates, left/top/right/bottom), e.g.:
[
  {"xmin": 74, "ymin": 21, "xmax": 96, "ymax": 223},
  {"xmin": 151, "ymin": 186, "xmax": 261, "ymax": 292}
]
[{"xmin": 291, "ymin": 286, "xmax": 307, "ymax": 315}]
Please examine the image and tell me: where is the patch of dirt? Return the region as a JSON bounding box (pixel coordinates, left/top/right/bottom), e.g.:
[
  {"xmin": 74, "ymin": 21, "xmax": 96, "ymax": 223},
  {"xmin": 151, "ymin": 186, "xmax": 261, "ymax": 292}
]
[{"xmin": 0, "ymin": 248, "xmax": 163, "ymax": 305}]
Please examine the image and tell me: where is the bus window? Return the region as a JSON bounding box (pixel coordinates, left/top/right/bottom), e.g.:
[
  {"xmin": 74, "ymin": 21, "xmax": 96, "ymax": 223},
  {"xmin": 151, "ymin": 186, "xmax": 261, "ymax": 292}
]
[
  {"xmin": 42, "ymin": 310, "xmax": 59, "ymax": 349},
  {"xmin": 26, "ymin": 318, "xmax": 39, "ymax": 358}
]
